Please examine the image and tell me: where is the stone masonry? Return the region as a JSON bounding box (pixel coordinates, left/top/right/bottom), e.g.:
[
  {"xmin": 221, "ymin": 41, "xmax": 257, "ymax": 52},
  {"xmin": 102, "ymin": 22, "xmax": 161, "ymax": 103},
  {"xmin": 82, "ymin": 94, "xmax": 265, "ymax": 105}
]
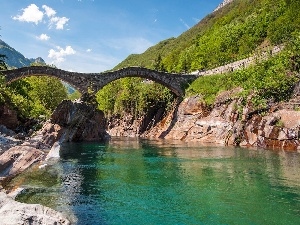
[{"xmin": 1, "ymin": 66, "xmax": 197, "ymax": 97}]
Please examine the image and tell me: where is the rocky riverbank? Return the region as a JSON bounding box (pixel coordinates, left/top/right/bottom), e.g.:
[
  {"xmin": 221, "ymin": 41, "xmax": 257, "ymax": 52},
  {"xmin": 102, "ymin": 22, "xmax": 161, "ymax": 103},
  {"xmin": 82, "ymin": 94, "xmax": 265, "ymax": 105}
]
[
  {"xmin": 0, "ymin": 98, "xmax": 108, "ymax": 224},
  {"xmin": 107, "ymin": 84, "xmax": 300, "ymax": 152},
  {"xmin": 0, "ymin": 83, "xmax": 299, "ymax": 224},
  {"xmin": 0, "ymin": 129, "xmax": 69, "ymax": 224},
  {"xmin": 0, "ymin": 125, "xmax": 22, "ymax": 155},
  {"xmin": 0, "ymin": 99, "xmax": 108, "ymax": 182},
  {"xmin": 0, "ymin": 191, "xmax": 70, "ymax": 225}
]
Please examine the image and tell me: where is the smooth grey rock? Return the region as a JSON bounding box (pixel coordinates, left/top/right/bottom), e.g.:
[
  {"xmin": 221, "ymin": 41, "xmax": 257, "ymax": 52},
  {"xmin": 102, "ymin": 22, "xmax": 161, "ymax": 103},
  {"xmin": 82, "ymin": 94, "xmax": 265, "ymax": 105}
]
[
  {"xmin": 0, "ymin": 192, "xmax": 71, "ymax": 225},
  {"xmin": 45, "ymin": 141, "xmax": 61, "ymax": 161}
]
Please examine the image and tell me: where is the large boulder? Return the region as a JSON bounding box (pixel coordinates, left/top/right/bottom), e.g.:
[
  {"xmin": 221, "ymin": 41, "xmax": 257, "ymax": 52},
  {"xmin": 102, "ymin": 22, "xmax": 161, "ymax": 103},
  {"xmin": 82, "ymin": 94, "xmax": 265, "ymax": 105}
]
[
  {"xmin": 39, "ymin": 99, "xmax": 108, "ymax": 146},
  {"xmin": 0, "ymin": 145, "xmax": 45, "ymax": 181}
]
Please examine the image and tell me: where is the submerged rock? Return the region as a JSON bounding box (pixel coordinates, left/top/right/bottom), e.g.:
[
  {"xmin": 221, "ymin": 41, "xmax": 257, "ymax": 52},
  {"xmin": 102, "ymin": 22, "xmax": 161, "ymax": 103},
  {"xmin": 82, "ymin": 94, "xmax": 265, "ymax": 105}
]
[{"xmin": 0, "ymin": 191, "xmax": 70, "ymax": 225}]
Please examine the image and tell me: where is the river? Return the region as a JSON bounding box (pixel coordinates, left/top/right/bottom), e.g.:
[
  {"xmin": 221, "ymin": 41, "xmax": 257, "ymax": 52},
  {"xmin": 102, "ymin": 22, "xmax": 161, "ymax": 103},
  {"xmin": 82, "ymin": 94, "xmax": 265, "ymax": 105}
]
[{"xmin": 10, "ymin": 137, "xmax": 300, "ymax": 225}]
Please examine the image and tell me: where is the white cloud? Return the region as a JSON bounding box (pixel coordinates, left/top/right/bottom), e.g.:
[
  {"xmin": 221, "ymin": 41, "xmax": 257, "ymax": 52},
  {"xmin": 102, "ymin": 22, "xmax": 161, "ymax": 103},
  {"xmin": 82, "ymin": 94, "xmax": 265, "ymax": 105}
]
[
  {"xmin": 42, "ymin": 5, "xmax": 56, "ymax": 17},
  {"xmin": 13, "ymin": 4, "xmax": 69, "ymax": 30},
  {"xmin": 50, "ymin": 16, "xmax": 69, "ymax": 30},
  {"xmin": 48, "ymin": 46, "xmax": 76, "ymax": 64},
  {"xmin": 86, "ymin": 49, "xmax": 92, "ymax": 52},
  {"xmin": 37, "ymin": 34, "xmax": 50, "ymax": 41},
  {"xmin": 13, "ymin": 4, "xmax": 44, "ymax": 24}
]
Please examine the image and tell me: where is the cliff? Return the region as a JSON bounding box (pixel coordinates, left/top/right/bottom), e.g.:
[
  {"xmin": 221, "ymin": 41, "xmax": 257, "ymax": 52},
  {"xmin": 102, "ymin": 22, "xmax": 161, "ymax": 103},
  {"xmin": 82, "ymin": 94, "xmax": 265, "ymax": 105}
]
[{"xmin": 107, "ymin": 83, "xmax": 300, "ymax": 151}]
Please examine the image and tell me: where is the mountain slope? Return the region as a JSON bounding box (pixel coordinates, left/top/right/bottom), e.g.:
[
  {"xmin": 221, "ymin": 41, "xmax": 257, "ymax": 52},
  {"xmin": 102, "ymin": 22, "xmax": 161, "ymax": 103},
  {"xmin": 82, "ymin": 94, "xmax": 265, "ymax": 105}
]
[
  {"xmin": 97, "ymin": 0, "xmax": 300, "ymax": 118},
  {"xmin": 0, "ymin": 39, "xmax": 45, "ymax": 68},
  {"xmin": 114, "ymin": 0, "xmax": 300, "ymax": 73}
]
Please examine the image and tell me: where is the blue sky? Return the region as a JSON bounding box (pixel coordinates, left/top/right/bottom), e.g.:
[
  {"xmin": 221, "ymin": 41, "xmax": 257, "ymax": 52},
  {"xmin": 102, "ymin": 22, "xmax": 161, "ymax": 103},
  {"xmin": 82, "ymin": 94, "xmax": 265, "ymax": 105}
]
[{"xmin": 0, "ymin": 0, "xmax": 223, "ymax": 72}]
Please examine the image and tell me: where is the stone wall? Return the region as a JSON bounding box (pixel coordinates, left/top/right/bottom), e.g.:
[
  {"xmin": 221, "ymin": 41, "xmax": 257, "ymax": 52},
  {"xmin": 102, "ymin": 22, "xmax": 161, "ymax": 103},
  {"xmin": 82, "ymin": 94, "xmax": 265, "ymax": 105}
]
[{"xmin": 191, "ymin": 45, "xmax": 284, "ymax": 76}]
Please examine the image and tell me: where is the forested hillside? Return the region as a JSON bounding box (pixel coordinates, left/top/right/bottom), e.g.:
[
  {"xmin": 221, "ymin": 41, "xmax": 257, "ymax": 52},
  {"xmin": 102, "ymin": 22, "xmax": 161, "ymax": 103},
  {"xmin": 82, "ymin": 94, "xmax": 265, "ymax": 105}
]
[
  {"xmin": 115, "ymin": 0, "xmax": 300, "ymax": 72},
  {"xmin": 96, "ymin": 0, "xmax": 300, "ymax": 117}
]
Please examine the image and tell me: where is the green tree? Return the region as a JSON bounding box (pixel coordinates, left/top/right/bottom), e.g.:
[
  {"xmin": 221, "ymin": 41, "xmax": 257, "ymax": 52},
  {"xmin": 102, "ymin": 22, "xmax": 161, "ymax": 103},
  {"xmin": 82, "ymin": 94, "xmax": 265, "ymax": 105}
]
[
  {"xmin": 0, "ymin": 54, "xmax": 6, "ymax": 70},
  {"xmin": 6, "ymin": 76, "xmax": 68, "ymax": 118},
  {"xmin": 26, "ymin": 76, "xmax": 68, "ymax": 111},
  {"xmin": 68, "ymin": 90, "xmax": 81, "ymax": 100},
  {"xmin": 96, "ymin": 77, "xmax": 174, "ymax": 118},
  {"xmin": 153, "ymin": 54, "xmax": 166, "ymax": 72}
]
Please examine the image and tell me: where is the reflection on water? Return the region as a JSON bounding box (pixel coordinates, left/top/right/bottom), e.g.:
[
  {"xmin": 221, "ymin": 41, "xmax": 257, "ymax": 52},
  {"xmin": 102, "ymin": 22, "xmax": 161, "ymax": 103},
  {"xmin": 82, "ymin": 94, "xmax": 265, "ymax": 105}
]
[{"xmin": 14, "ymin": 137, "xmax": 300, "ymax": 225}]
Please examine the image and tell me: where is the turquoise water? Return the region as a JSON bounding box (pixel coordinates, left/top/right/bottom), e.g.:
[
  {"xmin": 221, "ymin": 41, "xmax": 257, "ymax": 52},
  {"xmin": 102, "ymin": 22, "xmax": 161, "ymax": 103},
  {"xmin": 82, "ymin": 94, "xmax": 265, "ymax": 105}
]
[{"xmin": 17, "ymin": 138, "xmax": 300, "ymax": 225}]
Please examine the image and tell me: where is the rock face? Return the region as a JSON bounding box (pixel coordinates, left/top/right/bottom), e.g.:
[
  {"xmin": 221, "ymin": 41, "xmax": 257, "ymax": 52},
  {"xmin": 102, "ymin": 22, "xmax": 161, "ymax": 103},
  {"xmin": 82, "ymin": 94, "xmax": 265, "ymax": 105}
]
[
  {"xmin": 39, "ymin": 99, "xmax": 108, "ymax": 146},
  {"xmin": 107, "ymin": 114, "xmax": 143, "ymax": 137},
  {"xmin": 144, "ymin": 95, "xmax": 241, "ymax": 145},
  {"xmin": 0, "ymin": 192, "xmax": 70, "ymax": 225},
  {"xmin": 145, "ymin": 94, "xmax": 300, "ymax": 151},
  {"xmin": 0, "ymin": 145, "xmax": 45, "ymax": 181},
  {"xmin": 109, "ymin": 91, "xmax": 300, "ymax": 151},
  {"xmin": 241, "ymin": 110, "xmax": 300, "ymax": 150},
  {"xmin": 107, "ymin": 103, "xmax": 173, "ymax": 137},
  {"xmin": 0, "ymin": 105, "xmax": 19, "ymax": 130}
]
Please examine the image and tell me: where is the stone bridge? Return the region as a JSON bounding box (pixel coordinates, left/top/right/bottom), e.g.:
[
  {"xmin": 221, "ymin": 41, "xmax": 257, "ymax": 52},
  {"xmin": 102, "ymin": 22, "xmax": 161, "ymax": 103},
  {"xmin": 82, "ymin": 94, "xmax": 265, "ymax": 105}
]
[{"xmin": 1, "ymin": 66, "xmax": 198, "ymax": 96}]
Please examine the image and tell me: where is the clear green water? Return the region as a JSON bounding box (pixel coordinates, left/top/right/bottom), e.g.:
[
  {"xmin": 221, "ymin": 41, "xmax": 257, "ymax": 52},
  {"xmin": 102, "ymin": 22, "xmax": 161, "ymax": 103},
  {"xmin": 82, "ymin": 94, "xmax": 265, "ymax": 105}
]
[{"xmin": 15, "ymin": 138, "xmax": 300, "ymax": 225}]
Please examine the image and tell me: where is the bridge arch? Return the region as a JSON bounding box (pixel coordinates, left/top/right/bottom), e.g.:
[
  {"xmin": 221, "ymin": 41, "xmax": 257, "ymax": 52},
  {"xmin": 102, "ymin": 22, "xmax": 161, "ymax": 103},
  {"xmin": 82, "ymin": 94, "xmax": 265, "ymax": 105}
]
[
  {"xmin": 1, "ymin": 66, "xmax": 89, "ymax": 93},
  {"xmin": 1, "ymin": 66, "xmax": 198, "ymax": 96}
]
